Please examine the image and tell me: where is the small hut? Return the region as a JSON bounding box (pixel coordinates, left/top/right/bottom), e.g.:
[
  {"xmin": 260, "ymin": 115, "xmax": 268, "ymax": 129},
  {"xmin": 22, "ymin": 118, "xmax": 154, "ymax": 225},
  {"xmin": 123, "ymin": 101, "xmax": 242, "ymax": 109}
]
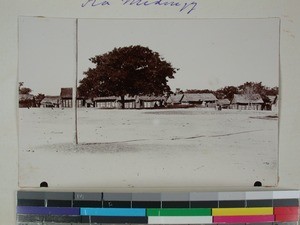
[
  {"xmin": 166, "ymin": 94, "xmax": 184, "ymax": 105},
  {"xmin": 94, "ymin": 96, "xmax": 118, "ymax": 109},
  {"xmin": 40, "ymin": 96, "xmax": 60, "ymax": 108},
  {"xmin": 231, "ymin": 94, "xmax": 264, "ymax": 110},
  {"xmin": 60, "ymin": 88, "xmax": 85, "ymax": 108},
  {"xmin": 94, "ymin": 95, "xmax": 136, "ymax": 109},
  {"xmin": 217, "ymin": 99, "xmax": 231, "ymax": 109},
  {"xmin": 181, "ymin": 93, "xmax": 217, "ymax": 107},
  {"xmin": 137, "ymin": 95, "xmax": 165, "ymax": 108}
]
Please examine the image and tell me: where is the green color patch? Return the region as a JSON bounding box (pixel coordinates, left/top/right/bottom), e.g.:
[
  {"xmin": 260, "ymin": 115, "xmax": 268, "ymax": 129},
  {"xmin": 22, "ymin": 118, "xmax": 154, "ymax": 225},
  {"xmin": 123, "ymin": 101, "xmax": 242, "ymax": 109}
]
[{"xmin": 147, "ymin": 208, "xmax": 212, "ymax": 216}]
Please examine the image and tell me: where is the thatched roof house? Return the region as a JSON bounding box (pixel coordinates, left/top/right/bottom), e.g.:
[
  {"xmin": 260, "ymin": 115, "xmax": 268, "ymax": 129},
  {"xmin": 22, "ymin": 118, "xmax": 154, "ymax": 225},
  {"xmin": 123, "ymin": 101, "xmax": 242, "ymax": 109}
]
[
  {"xmin": 217, "ymin": 99, "xmax": 231, "ymax": 108},
  {"xmin": 137, "ymin": 95, "xmax": 165, "ymax": 108},
  {"xmin": 231, "ymin": 94, "xmax": 264, "ymax": 110},
  {"xmin": 182, "ymin": 93, "xmax": 217, "ymax": 102},
  {"xmin": 60, "ymin": 88, "xmax": 72, "ymax": 98},
  {"xmin": 94, "ymin": 95, "xmax": 137, "ymax": 109},
  {"xmin": 94, "ymin": 95, "xmax": 165, "ymax": 109},
  {"xmin": 60, "ymin": 87, "xmax": 84, "ymax": 108},
  {"xmin": 181, "ymin": 93, "xmax": 217, "ymax": 107},
  {"xmin": 40, "ymin": 96, "xmax": 60, "ymax": 108},
  {"xmin": 166, "ymin": 94, "xmax": 184, "ymax": 105},
  {"xmin": 137, "ymin": 95, "xmax": 165, "ymax": 101},
  {"xmin": 231, "ymin": 94, "xmax": 264, "ymax": 104}
]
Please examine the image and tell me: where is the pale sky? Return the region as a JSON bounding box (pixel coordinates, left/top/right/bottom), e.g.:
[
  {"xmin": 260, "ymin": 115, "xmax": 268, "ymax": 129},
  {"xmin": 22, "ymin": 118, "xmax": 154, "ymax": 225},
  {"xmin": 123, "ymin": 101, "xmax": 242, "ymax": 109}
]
[{"xmin": 19, "ymin": 17, "xmax": 279, "ymax": 95}]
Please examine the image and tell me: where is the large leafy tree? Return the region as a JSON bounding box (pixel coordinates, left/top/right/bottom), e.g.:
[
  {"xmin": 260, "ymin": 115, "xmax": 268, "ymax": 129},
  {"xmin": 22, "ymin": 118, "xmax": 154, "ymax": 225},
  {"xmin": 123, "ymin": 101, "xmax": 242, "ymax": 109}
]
[{"xmin": 78, "ymin": 45, "xmax": 178, "ymax": 108}]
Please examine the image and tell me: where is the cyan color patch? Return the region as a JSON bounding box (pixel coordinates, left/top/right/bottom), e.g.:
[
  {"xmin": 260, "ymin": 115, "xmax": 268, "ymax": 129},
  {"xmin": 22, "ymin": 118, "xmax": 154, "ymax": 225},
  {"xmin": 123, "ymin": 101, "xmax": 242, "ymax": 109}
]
[{"xmin": 80, "ymin": 208, "xmax": 146, "ymax": 217}]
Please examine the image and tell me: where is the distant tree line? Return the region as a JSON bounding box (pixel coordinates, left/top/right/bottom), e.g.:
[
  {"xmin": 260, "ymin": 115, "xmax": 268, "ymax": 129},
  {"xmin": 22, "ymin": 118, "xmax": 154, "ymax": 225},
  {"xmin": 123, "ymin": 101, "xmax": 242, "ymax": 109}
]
[
  {"xmin": 19, "ymin": 82, "xmax": 45, "ymax": 107},
  {"xmin": 184, "ymin": 82, "xmax": 279, "ymax": 102}
]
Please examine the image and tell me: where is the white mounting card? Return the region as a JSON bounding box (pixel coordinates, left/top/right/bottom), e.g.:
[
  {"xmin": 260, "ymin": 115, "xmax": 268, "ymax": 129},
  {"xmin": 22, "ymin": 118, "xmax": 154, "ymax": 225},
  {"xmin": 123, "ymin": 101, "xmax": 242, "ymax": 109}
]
[{"xmin": 18, "ymin": 17, "xmax": 279, "ymax": 188}]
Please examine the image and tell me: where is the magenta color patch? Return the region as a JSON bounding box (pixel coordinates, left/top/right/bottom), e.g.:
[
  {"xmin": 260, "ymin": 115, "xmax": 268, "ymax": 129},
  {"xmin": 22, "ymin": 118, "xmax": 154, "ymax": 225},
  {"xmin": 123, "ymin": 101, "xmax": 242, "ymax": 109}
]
[{"xmin": 213, "ymin": 215, "xmax": 275, "ymax": 223}]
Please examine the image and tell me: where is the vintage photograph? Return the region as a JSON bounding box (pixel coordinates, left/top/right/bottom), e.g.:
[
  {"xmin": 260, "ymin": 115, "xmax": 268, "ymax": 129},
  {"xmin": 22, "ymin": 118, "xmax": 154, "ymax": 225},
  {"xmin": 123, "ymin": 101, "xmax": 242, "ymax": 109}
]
[{"xmin": 18, "ymin": 17, "xmax": 279, "ymax": 187}]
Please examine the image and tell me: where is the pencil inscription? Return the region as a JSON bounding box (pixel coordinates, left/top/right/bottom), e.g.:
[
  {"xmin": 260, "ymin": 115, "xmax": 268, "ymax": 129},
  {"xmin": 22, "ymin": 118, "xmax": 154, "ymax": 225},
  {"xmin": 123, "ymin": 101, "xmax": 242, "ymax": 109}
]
[{"xmin": 81, "ymin": 0, "xmax": 198, "ymax": 14}]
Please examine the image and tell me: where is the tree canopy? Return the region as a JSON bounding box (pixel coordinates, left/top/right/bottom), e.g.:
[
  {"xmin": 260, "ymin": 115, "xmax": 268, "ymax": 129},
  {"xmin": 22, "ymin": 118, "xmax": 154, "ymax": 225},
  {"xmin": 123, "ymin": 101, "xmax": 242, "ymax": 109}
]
[
  {"xmin": 78, "ymin": 45, "xmax": 178, "ymax": 108},
  {"xmin": 183, "ymin": 82, "xmax": 278, "ymax": 102},
  {"xmin": 19, "ymin": 82, "xmax": 32, "ymax": 94}
]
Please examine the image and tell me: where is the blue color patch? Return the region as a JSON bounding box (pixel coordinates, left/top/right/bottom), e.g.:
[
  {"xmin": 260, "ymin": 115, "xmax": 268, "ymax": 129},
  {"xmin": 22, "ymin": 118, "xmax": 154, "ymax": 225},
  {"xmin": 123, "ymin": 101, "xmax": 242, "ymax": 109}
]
[
  {"xmin": 80, "ymin": 208, "xmax": 146, "ymax": 217},
  {"xmin": 17, "ymin": 206, "xmax": 80, "ymax": 215}
]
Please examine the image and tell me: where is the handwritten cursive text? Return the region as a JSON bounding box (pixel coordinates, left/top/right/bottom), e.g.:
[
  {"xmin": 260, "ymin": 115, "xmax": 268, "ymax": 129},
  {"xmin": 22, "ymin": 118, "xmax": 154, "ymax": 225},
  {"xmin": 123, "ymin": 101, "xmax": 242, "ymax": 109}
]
[
  {"xmin": 81, "ymin": 0, "xmax": 110, "ymax": 7},
  {"xmin": 81, "ymin": 0, "xmax": 198, "ymax": 14},
  {"xmin": 122, "ymin": 0, "xmax": 197, "ymax": 14}
]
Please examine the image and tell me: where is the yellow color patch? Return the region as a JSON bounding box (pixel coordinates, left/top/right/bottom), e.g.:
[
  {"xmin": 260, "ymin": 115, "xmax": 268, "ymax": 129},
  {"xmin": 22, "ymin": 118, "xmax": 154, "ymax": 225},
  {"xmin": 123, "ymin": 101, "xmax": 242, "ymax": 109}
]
[{"xmin": 212, "ymin": 207, "xmax": 273, "ymax": 216}]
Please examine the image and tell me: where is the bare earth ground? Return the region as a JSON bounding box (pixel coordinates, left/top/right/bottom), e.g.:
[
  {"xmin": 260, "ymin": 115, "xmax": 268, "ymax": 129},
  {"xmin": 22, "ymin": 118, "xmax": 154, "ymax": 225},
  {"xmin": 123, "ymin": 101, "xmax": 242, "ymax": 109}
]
[{"xmin": 19, "ymin": 108, "xmax": 278, "ymax": 188}]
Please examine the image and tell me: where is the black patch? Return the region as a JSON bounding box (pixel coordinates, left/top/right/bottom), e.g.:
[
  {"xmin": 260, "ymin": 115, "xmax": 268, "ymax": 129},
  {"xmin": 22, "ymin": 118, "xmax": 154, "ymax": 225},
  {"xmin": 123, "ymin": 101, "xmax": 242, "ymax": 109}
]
[
  {"xmin": 246, "ymin": 200, "xmax": 273, "ymax": 207},
  {"xmin": 17, "ymin": 199, "xmax": 45, "ymax": 206},
  {"xmin": 190, "ymin": 201, "xmax": 218, "ymax": 208},
  {"xmin": 219, "ymin": 200, "xmax": 246, "ymax": 208},
  {"xmin": 47, "ymin": 200, "xmax": 72, "ymax": 207},
  {"xmin": 162, "ymin": 201, "xmax": 189, "ymax": 208},
  {"xmin": 73, "ymin": 200, "xmax": 102, "ymax": 207},
  {"xmin": 81, "ymin": 216, "xmax": 91, "ymax": 223},
  {"xmin": 273, "ymin": 199, "xmax": 299, "ymax": 206},
  {"xmin": 103, "ymin": 201, "xmax": 131, "ymax": 208},
  {"xmin": 132, "ymin": 201, "xmax": 161, "ymax": 208},
  {"xmin": 90, "ymin": 216, "xmax": 148, "ymax": 223}
]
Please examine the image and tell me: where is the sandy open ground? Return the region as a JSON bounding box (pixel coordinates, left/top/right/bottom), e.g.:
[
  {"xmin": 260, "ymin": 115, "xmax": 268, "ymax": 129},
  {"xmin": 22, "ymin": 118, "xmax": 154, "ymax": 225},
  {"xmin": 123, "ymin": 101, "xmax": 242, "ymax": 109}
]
[{"xmin": 19, "ymin": 107, "xmax": 278, "ymax": 188}]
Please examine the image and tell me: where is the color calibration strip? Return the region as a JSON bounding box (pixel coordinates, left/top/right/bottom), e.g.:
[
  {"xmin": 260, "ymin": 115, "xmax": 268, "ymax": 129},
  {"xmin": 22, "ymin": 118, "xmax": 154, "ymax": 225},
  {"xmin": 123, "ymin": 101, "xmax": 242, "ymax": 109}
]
[{"xmin": 17, "ymin": 191, "xmax": 300, "ymax": 224}]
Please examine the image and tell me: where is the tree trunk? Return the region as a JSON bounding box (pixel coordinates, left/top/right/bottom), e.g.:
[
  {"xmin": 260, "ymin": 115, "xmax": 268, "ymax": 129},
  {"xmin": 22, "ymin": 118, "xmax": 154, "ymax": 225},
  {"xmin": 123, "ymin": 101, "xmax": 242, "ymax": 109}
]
[{"xmin": 121, "ymin": 95, "xmax": 125, "ymax": 109}]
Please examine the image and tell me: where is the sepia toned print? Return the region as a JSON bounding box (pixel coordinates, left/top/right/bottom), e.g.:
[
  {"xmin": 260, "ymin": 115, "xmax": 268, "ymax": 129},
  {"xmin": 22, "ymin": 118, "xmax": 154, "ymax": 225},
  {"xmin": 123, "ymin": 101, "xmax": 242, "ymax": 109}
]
[{"xmin": 19, "ymin": 17, "xmax": 279, "ymax": 187}]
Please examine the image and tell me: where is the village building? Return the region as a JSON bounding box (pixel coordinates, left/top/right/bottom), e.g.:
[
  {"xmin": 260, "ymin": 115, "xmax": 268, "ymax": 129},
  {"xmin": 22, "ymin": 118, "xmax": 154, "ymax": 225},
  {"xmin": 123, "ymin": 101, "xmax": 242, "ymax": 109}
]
[
  {"xmin": 137, "ymin": 95, "xmax": 165, "ymax": 108},
  {"xmin": 121, "ymin": 96, "xmax": 137, "ymax": 109},
  {"xmin": 231, "ymin": 94, "xmax": 264, "ymax": 110},
  {"xmin": 40, "ymin": 96, "xmax": 60, "ymax": 108},
  {"xmin": 181, "ymin": 93, "xmax": 218, "ymax": 107},
  {"xmin": 85, "ymin": 99, "xmax": 94, "ymax": 108},
  {"xmin": 217, "ymin": 98, "xmax": 231, "ymax": 109},
  {"xmin": 19, "ymin": 94, "xmax": 35, "ymax": 108},
  {"xmin": 60, "ymin": 88, "xmax": 84, "ymax": 108},
  {"xmin": 94, "ymin": 95, "xmax": 166, "ymax": 109},
  {"xmin": 94, "ymin": 96, "xmax": 118, "ymax": 108},
  {"xmin": 166, "ymin": 94, "xmax": 184, "ymax": 105},
  {"xmin": 94, "ymin": 95, "xmax": 136, "ymax": 109}
]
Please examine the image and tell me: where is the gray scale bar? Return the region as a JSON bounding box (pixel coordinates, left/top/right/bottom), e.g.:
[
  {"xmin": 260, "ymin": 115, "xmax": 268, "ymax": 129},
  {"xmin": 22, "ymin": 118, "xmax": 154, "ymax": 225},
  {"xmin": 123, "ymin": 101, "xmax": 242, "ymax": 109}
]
[
  {"xmin": 132, "ymin": 193, "xmax": 161, "ymax": 201},
  {"xmin": 161, "ymin": 192, "xmax": 189, "ymax": 201},
  {"xmin": 218, "ymin": 192, "xmax": 246, "ymax": 200},
  {"xmin": 74, "ymin": 192, "xmax": 102, "ymax": 201},
  {"xmin": 18, "ymin": 191, "xmax": 73, "ymax": 200},
  {"xmin": 45, "ymin": 192, "xmax": 73, "ymax": 200},
  {"xmin": 17, "ymin": 191, "xmax": 46, "ymax": 200},
  {"xmin": 103, "ymin": 193, "xmax": 132, "ymax": 201},
  {"xmin": 190, "ymin": 192, "xmax": 218, "ymax": 201}
]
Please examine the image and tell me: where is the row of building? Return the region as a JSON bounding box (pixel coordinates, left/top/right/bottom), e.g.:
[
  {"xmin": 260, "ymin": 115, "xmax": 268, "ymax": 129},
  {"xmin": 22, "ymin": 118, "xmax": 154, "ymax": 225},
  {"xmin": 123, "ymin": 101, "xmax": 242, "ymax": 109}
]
[{"xmin": 19, "ymin": 87, "xmax": 279, "ymax": 111}]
